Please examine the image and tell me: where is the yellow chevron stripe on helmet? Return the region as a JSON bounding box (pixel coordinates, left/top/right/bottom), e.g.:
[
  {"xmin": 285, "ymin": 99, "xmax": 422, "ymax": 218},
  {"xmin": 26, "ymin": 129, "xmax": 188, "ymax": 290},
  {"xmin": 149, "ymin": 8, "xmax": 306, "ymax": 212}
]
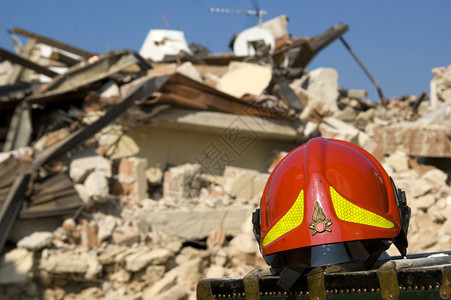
[
  {"xmin": 262, "ymin": 190, "xmax": 304, "ymax": 247},
  {"xmin": 330, "ymin": 186, "xmax": 394, "ymax": 229}
]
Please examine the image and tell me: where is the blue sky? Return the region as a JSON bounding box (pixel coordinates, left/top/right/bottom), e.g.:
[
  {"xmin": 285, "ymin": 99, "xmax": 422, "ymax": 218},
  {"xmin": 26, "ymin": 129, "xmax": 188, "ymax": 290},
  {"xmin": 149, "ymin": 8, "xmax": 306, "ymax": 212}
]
[{"xmin": 0, "ymin": 0, "xmax": 450, "ymax": 101}]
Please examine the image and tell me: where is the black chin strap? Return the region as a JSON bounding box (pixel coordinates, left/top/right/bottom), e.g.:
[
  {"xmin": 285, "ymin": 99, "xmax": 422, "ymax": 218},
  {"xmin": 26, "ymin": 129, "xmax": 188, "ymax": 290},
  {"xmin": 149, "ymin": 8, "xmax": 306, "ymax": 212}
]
[
  {"xmin": 277, "ymin": 267, "xmax": 305, "ymax": 291},
  {"xmin": 364, "ymin": 249, "xmax": 384, "ymax": 269}
]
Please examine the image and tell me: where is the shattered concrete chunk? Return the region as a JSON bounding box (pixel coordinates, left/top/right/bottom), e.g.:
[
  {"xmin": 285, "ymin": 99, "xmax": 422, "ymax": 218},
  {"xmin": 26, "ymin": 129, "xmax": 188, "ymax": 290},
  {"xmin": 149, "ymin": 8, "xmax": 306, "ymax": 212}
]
[
  {"xmin": 421, "ymin": 168, "xmax": 449, "ymax": 186},
  {"xmin": 142, "ymin": 265, "xmax": 178, "ymax": 298},
  {"xmin": 230, "ymin": 232, "xmax": 258, "ymax": 254},
  {"xmin": 373, "ymin": 124, "xmax": 451, "ymax": 157},
  {"xmin": 318, "ymin": 116, "xmax": 360, "ymax": 143},
  {"xmin": 74, "ymin": 183, "xmax": 91, "ymax": 207},
  {"xmin": 125, "ymin": 248, "xmax": 171, "ymax": 272},
  {"xmin": 40, "ymin": 250, "xmax": 102, "ymax": 280},
  {"xmin": 112, "ymin": 224, "xmax": 139, "ymax": 245},
  {"xmin": 124, "ymin": 205, "xmax": 253, "ymax": 240},
  {"xmin": 62, "ymin": 218, "xmax": 79, "ymax": 245},
  {"xmin": 383, "ymin": 151, "xmax": 410, "ymax": 172},
  {"xmin": 145, "ymin": 167, "xmax": 163, "ymax": 185},
  {"xmin": 152, "ymin": 284, "xmax": 188, "ymax": 300},
  {"xmin": 217, "ymin": 62, "xmax": 272, "ymax": 98},
  {"xmin": 84, "ymin": 170, "xmax": 109, "ymax": 202},
  {"xmin": 110, "ymin": 268, "xmax": 131, "ymax": 283},
  {"xmin": 206, "ymin": 265, "xmax": 227, "ymax": 278},
  {"xmin": 298, "ymin": 67, "xmax": 339, "ymax": 120},
  {"xmin": 145, "ymin": 265, "xmax": 166, "ymax": 284},
  {"xmin": 17, "ymin": 231, "xmax": 54, "ymax": 251},
  {"xmin": 223, "ymin": 166, "xmax": 269, "ymax": 200},
  {"xmin": 94, "ymin": 213, "xmax": 119, "ymax": 242},
  {"xmin": 430, "ymin": 65, "xmax": 451, "ymax": 108},
  {"xmin": 176, "ymin": 61, "xmax": 203, "ymax": 82},
  {"xmin": 396, "ymin": 178, "xmax": 434, "ymax": 198},
  {"xmin": 410, "ymin": 194, "xmax": 436, "ymax": 213},
  {"xmin": 163, "ymin": 163, "xmax": 202, "ymax": 204},
  {"xmin": 69, "ymin": 149, "xmax": 112, "ymax": 183},
  {"xmin": 118, "ymin": 157, "xmax": 148, "ymax": 202},
  {"xmin": 0, "ymin": 248, "xmax": 33, "ymax": 284}
]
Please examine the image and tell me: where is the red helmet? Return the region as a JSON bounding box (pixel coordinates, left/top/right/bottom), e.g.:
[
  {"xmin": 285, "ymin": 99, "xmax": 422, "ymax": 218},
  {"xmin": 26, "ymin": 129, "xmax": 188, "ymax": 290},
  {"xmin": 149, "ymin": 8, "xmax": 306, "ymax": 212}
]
[{"xmin": 252, "ymin": 137, "xmax": 410, "ymax": 272}]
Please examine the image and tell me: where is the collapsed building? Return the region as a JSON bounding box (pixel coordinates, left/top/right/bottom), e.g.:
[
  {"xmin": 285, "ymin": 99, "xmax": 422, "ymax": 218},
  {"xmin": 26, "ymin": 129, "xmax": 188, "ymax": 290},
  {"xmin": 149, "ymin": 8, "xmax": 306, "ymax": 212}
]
[{"xmin": 0, "ymin": 15, "xmax": 450, "ymax": 300}]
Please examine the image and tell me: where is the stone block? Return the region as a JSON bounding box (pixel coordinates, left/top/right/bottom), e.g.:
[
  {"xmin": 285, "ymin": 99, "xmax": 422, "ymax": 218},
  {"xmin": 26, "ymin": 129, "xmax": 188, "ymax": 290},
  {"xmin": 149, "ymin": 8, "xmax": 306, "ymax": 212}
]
[
  {"xmin": 69, "ymin": 149, "xmax": 112, "ymax": 183},
  {"xmin": 408, "ymin": 213, "xmax": 441, "ymax": 252},
  {"xmin": 145, "ymin": 265, "xmax": 166, "ymax": 284},
  {"xmin": 163, "ymin": 163, "xmax": 202, "ymax": 204},
  {"xmin": 421, "ymin": 168, "xmax": 449, "ymax": 186},
  {"xmin": 146, "ymin": 167, "xmax": 163, "ymax": 185},
  {"xmin": 93, "ymin": 213, "xmax": 119, "ymax": 242},
  {"xmin": 147, "ymin": 63, "xmax": 177, "ymax": 77},
  {"xmin": 0, "ymin": 248, "xmax": 33, "ymax": 284},
  {"xmin": 118, "ymin": 157, "xmax": 148, "ymax": 202},
  {"xmin": 40, "ymin": 250, "xmax": 102, "ymax": 280},
  {"xmin": 17, "ymin": 231, "xmax": 54, "ymax": 251},
  {"xmin": 112, "ymin": 224, "xmax": 139, "ymax": 245},
  {"xmin": 110, "ymin": 269, "xmax": 131, "ymax": 283},
  {"xmin": 373, "ymin": 124, "xmax": 451, "ymax": 158},
  {"xmin": 223, "ymin": 166, "xmax": 269, "ymax": 199},
  {"xmin": 176, "ymin": 61, "xmax": 203, "ymax": 82},
  {"xmin": 298, "ymin": 68, "xmax": 339, "ymax": 120},
  {"xmin": 152, "ymin": 284, "xmax": 187, "ymax": 300},
  {"xmin": 318, "ymin": 117, "xmax": 360, "ymax": 143},
  {"xmin": 176, "ymin": 258, "xmax": 203, "ymax": 290},
  {"xmin": 142, "ymin": 265, "xmax": 178, "ymax": 298},
  {"xmin": 334, "ymin": 106, "xmax": 358, "ymax": 122},
  {"xmin": 205, "ymin": 265, "xmax": 227, "ymax": 278},
  {"xmin": 383, "ymin": 151, "xmax": 410, "ymax": 172},
  {"xmin": 74, "ymin": 184, "xmax": 91, "ymax": 207},
  {"xmin": 229, "ymin": 232, "xmax": 258, "ymax": 254},
  {"xmin": 79, "ymin": 219, "xmax": 99, "ymax": 249},
  {"xmin": 62, "ymin": 218, "xmax": 80, "ymax": 245},
  {"xmin": 125, "ymin": 248, "xmax": 171, "ymax": 272},
  {"xmin": 395, "ymin": 178, "xmax": 434, "ymax": 198},
  {"xmin": 217, "ymin": 62, "xmax": 272, "ymax": 98},
  {"xmin": 124, "ymin": 206, "xmax": 253, "ymax": 240},
  {"xmin": 409, "ymin": 194, "xmax": 436, "ymax": 213},
  {"xmin": 84, "ymin": 170, "xmax": 109, "ymax": 203}
]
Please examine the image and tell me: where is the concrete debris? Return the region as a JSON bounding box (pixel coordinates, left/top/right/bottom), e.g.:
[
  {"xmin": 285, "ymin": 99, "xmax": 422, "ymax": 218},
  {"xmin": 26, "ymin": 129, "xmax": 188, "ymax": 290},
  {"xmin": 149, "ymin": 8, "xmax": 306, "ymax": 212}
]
[
  {"xmin": 0, "ymin": 20, "xmax": 449, "ymax": 300},
  {"xmin": 296, "ymin": 67, "xmax": 340, "ymax": 120},
  {"xmin": 430, "ymin": 65, "xmax": 451, "ymax": 109},
  {"xmin": 176, "ymin": 61, "xmax": 203, "ymax": 82},
  {"xmin": 124, "ymin": 248, "xmax": 171, "ymax": 272},
  {"xmin": 0, "ymin": 248, "xmax": 33, "ymax": 285},
  {"xmin": 123, "ymin": 205, "xmax": 254, "ymax": 240},
  {"xmin": 40, "ymin": 249, "xmax": 102, "ymax": 280},
  {"xmin": 117, "ymin": 157, "xmax": 148, "ymax": 203},
  {"xmin": 17, "ymin": 231, "xmax": 54, "ymax": 251},
  {"xmin": 162, "ymin": 163, "xmax": 202, "ymax": 204},
  {"xmin": 217, "ymin": 62, "xmax": 273, "ymax": 98}
]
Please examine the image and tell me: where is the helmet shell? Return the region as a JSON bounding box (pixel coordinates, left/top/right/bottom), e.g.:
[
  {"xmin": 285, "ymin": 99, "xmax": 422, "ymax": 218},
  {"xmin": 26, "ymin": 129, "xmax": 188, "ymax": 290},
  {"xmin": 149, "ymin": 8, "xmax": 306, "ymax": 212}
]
[{"xmin": 260, "ymin": 137, "xmax": 402, "ymax": 257}]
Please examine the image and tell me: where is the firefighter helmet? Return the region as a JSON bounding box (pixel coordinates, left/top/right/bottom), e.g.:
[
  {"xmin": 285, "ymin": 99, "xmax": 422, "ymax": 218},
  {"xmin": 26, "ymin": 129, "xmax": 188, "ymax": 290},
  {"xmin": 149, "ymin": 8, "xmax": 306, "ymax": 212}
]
[{"xmin": 252, "ymin": 137, "xmax": 410, "ymax": 271}]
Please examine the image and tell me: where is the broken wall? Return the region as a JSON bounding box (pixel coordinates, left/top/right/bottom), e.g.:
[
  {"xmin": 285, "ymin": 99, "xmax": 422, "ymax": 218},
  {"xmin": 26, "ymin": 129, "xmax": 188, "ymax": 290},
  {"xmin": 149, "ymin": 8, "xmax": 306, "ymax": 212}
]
[{"xmin": 104, "ymin": 110, "xmax": 304, "ymax": 176}]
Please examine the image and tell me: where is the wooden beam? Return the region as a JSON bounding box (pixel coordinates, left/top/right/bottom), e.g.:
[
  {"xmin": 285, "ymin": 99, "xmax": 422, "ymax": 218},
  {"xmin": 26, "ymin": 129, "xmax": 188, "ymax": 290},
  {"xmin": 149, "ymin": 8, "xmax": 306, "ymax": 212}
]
[
  {"xmin": 0, "ymin": 47, "xmax": 58, "ymax": 78},
  {"xmin": 12, "ymin": 27, "xmax": 95, "ymax": 58},
  {"xmin": 7, "ymin": 38, "xmax": 37, "ymax": 84}
]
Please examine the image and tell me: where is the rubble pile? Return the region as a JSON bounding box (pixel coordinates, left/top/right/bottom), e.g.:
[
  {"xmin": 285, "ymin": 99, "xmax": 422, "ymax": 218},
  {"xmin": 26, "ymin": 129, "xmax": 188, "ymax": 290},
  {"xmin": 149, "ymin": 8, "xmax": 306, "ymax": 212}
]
[{"xmin": 0, "ymin": 17, "xmax": 449, "ymax": 300}]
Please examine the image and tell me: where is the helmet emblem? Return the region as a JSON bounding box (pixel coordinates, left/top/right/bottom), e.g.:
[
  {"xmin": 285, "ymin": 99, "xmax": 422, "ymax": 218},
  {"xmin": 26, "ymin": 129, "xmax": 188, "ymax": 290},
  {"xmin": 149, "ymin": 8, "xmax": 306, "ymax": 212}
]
[{"xmin": 309, "ymin": 201, "xmax": 333, "ymax": 236}]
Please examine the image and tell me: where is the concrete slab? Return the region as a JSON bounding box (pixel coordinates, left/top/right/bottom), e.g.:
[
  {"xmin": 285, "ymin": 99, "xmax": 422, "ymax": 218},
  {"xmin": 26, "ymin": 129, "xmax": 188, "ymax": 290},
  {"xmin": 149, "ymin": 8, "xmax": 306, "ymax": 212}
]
[{"xmin": 123, "ymin": 205, "xmax": 253, "ymax": 240}]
